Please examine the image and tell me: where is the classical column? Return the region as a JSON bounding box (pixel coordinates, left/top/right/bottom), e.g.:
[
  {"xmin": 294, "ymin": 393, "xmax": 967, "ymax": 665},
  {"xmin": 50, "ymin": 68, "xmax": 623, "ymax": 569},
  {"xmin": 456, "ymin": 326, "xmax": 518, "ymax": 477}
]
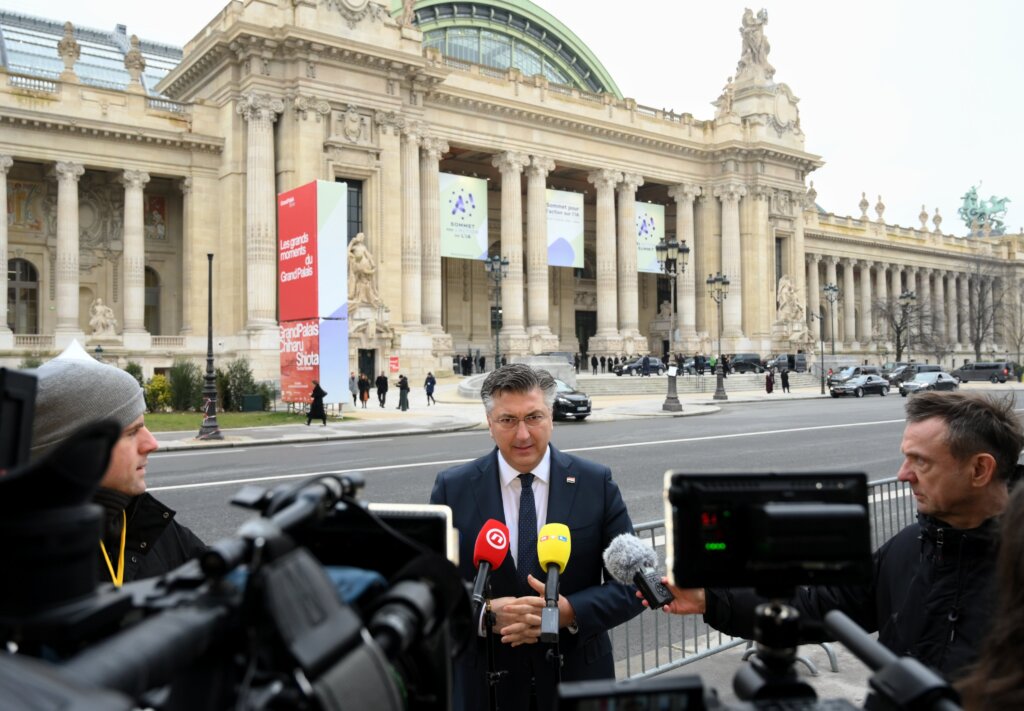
[
  {"xmin": 875, "ymin": 263, "xmax": 888, "ymax": 340},
  {"xmin": 842, "ymin": 259, "xmax": 856, "ymax": 345},
  {"xmin": 178, "ymin": 178, "xmax": 193, "ymax": 334},
  {"xmin": 806, "ymin": 254, "xmax": 820, "ymax": 338},
  {"xmin": 933, "ymin": 269, "xmax": 946, "ymax": 343},
  {"xmin": 967, "ymin": 275, "xmax": 977, "ymax": 346},
  {"xmin": 236, "ymin": 94, "xmax": 284, "ymax": 330},
  {"xmin": 714, "ymin": 183, "xmax": 746, "ymax": 338},
  {"xmin": 0, "ymin": 155, "xmax": 12, "ymax": 339},
  {"xmin": 491, "ymin": 152, "xmax": 530, "ymax": 349},
  {"xmin": 824, "ymin": 257, "xmax": 838, "ymax": 342},
  {"xmin": 616, "ymin": 173, "xmax": 644, "ymax": 349},
  {"xmin": 400, "ymin": 126, "xmax": 423, "ymax": 329},
  {"xmin": 525, "ymin": 155, "xmax": 558, "ymax": 347},
  {"xmin": 948, "ymin": 273, "xmax": 960, "ymax": 344},
  {"xmin": 890, "ymin": 265, "xmax": 902, "ymax": 310},
  {"xmin": 668, "ymin": 183, "xmax": 700, "ymax": 346},
  {"xmin": 586, "ymin": 169, "xmax": 622, "ymax": 351},
  {"xmin": 858, "ymin": 260, "xmax": 873, "ymax": 344},
  {"xmin": 919, "ymin": 269, "xmax": 932, "ymax": 337},
  {"xmin": 54, "ymin": 161, "xmax": 85, "ymax": 341},
  {"xmin": 121, "ymin": 169, "xmax": 150, "ymax": 340},
  {"xmin": 420, "ymin": 136, "xmax": 449, "ymax": 335}
]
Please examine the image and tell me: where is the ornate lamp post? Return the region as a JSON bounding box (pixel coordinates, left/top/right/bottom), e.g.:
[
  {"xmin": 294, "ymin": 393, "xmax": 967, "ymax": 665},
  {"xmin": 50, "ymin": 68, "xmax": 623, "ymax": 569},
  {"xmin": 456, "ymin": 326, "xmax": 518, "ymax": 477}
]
[
  {"xmin": 808, "ymin": 312, "xmax": 826, "ymax": 394},
  {"xmin": 484, "ymin": 255, "xmax": 509, "ymax": 370},
  {"xmin": 198, "ymin": 253, "xmax": 222, "ymax": 440},
  {"xmin": 656, "ymin": 237, "xmax": 690, "ymax": 412},
  {"xmin": 706, "ymin": 272, "xmax": 730, "ymax": 401},
  {"xmin": 899, "ymin": 290, "xmax": 917, "ymax": 363},
  {"xmin": 823, "ymin": 283, "xmax": 839, "ymax": 358}
]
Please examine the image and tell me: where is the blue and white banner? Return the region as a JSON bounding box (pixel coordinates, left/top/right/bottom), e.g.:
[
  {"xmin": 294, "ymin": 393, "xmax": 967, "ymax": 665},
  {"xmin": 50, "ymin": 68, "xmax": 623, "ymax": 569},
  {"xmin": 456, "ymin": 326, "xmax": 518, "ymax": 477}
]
[
  {"xmin": 546, "ymin": 189, "xmax": 584, "ymax": 268},
  {"xmin": 636, "ymin": 202, "xmax": 665, "ymax": 274},
  {"xmin": 440, "ymin": 173, "xmax": 489, "ymax": 260}
]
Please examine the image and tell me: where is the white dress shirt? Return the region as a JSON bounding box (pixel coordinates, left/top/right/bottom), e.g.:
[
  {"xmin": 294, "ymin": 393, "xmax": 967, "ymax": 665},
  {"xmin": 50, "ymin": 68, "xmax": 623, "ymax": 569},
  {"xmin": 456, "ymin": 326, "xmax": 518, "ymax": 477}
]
[{"xmin": 496, "ymin": 445, "xmax": 551, "ymax": 570}]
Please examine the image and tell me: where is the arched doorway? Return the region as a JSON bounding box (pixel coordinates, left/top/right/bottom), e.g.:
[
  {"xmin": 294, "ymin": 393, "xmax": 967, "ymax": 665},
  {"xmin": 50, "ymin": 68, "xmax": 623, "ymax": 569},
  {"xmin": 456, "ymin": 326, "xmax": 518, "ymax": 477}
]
[
  {"xmin": 145, "ymin": 267, "xmax": 160, "ymax": 334},
  {"xmin": 7, "ymin": 258, "xmax": 39, "ymax": 333}
]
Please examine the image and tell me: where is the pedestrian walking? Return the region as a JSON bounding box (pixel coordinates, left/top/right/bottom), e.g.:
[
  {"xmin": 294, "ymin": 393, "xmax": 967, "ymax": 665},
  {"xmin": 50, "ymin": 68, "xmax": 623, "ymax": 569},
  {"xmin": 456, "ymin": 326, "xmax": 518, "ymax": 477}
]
[
  {"xmin": 307, "ymin": 380, "xmax": 327, "ymax": 426},
  {"xmin": 424, "ymin": 371, "xmax": 437, "ymax": 405},
  {"xmin": 479, "ymin": 355, "xmax": 486, "ymax": 373},
  {"xmin": 641, "ymin": 354, "xmax": 651, "ymax": 377},
  {"xmin": 591, "ymin": 354, "xmax": 598, "ymax": 375},
  {"xmin": 781, "ymin": 369, "xmax": 791, "ymax": 393},
  {"xmin": 375, "ymin": 371, "xmax": 389, "ymax": 407},
  {"xmin": 348, "ymin": 371, "xmax": 358, "ymax": 407},
  {"xmin": 600, "ymin": 355, "xmax": 606, "ymax": 373},
  {"xmin": 574, "ymin": 354, "xmax": 580, "ymax": 373},
  {"xmin": 398, "ymin": 374, "xmax": 410, "ymax": 411},
  {"xmin": 765, "ymin": 369, "xmax": 775, "ymax": 394},
  {"xmin": 358, "ymin": 373, "xmax": 371, "ymax": 408}
]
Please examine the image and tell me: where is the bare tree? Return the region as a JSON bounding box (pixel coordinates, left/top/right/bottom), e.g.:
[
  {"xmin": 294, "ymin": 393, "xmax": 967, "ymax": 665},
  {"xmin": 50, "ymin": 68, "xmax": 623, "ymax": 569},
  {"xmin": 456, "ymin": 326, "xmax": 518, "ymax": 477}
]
[
  {"xmin": 1001, "ymin": 279, "xmax": 1024, "ymax": 367},
  {"xmin": 963, "ymin": 255, "xmax": 1008, "ymax": 362},
  {"xmin": 873, "ymin": 297, "xmax": 928, "ymax": 362}
]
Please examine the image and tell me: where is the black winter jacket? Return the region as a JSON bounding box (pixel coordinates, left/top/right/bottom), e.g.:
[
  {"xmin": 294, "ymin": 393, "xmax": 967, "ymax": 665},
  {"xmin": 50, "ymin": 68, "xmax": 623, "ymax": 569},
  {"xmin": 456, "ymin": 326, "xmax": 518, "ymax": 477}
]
[
  {"xmin": 95, "ymin": 488, "xmax": 207, "ymax": 584},
  {"xmin": 704, "ymin": 514, "xmax": 998, "ymax": 681}
]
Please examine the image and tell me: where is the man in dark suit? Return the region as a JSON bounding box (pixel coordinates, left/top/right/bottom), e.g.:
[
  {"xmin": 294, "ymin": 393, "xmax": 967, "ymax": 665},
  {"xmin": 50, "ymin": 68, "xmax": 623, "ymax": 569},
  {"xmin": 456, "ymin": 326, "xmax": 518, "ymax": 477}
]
[{"xmin": 430, "ymin": 364, "xmax": 642, "ymax": 711}]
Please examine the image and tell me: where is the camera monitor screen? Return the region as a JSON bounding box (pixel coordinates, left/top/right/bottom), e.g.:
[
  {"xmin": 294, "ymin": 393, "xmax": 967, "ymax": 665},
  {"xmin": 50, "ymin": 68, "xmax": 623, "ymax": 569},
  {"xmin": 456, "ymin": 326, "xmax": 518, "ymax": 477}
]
[{"xmin": 665, "ymin": 472, "xmax": 871, "ymax": 591}]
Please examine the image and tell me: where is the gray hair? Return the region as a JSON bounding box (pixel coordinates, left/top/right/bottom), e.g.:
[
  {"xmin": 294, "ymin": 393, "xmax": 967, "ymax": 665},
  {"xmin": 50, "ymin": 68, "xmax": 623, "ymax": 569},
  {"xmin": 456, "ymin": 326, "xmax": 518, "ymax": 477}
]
[{"xmin": 480, "ymin": 364, "xmax": 556, "ymax": 414}]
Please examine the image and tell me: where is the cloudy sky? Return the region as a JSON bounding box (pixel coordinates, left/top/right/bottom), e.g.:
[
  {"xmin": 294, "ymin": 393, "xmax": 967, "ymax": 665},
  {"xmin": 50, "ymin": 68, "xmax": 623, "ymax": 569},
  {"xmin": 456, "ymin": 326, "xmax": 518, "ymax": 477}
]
[{"xmin": 4, "ymin": 0, "xmax": 1020, "ymax": 234}]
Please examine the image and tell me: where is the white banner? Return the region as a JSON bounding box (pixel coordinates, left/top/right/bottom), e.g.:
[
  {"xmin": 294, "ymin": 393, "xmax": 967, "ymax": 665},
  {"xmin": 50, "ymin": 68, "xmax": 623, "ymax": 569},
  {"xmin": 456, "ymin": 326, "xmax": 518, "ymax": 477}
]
[
  {"xmin": 546, "ymin": 189, "xmax": 584, "ymax": 268},
  {"xmin": 440, "ymin": 173, "xmax": 489, "ymax": 260},
  {"xmin": 636, "ymin": 202, "xmax": 665, "ymax": 274}
]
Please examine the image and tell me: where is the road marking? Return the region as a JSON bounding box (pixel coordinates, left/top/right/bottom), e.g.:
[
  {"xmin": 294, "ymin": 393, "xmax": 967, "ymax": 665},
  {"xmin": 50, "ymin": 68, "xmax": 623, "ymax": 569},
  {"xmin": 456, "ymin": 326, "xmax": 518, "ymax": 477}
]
[
  {"xmin": 153, "ymin": 449, "xmax": 248, "ymax": 458},
  {"xmin": 148, "ymin": 417, "xmax": 907, "ymax": 493},
  {"xmin": 293, "ymin": 439, "xmax": 392, "ymax": 447},
  {"xmin": 431, "ymin": 432, "xmax": 483, "ymax": 438}
]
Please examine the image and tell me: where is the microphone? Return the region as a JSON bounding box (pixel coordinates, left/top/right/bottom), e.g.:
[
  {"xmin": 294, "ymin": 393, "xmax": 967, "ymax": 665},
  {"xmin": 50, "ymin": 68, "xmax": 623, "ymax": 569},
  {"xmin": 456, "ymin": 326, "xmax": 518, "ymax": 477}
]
[
  {"xmin": 603, "ymin": 533, "xmax": 675, "ymax": 609},
  {"xmin": 537, "ymin": 523, "xmax": 571, "ymax": 643},
  {"xmin": 471, "ymin": 519, "xmax": 510, "ymax": 619}
]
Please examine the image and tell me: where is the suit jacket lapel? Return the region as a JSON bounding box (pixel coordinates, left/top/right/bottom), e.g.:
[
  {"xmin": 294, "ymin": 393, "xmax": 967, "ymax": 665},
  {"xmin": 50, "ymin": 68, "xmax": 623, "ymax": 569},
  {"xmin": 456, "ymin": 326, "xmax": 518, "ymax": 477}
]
[
  {"xmin": 469, "ymin": 447, "xmax": 517, "ymax": 593},
  {"xmin": 545, "ymin": 445, "xmax": 579, "ymax": 530}
]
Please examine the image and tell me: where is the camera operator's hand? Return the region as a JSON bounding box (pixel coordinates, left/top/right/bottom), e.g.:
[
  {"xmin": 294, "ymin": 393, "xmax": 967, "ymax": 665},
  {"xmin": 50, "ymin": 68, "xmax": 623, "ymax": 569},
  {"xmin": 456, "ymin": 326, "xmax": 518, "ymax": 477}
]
[
  {"xmin": 492, "ymin": 594, "xmax": 545, "ymax": 647},
  {"xmin": 635, "ymin": 578, "xmax": 706, "ymax": 615}
]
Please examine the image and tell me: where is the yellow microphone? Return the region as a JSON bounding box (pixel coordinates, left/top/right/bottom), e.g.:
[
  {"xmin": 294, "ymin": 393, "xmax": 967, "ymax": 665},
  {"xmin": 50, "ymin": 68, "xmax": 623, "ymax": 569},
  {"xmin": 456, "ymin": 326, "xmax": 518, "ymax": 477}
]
[{"xmin": 537, "ymin": 523, "xmax": 571, "ymax": 643}]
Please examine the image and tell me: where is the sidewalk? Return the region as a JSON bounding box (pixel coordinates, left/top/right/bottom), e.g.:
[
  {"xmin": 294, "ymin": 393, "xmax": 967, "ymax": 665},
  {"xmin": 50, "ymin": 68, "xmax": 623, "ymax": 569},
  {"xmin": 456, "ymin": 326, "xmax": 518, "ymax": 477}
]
[{"xmin": 153, "ymin": 375, "xmax": 829, "ymax": 451}]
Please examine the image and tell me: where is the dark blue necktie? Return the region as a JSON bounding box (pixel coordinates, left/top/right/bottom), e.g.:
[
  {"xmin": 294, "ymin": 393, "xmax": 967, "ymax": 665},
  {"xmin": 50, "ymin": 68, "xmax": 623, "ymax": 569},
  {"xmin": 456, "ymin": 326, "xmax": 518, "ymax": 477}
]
[{"xmin": 517, "ymin": 472, "xmax": 537, "ymax": 594}]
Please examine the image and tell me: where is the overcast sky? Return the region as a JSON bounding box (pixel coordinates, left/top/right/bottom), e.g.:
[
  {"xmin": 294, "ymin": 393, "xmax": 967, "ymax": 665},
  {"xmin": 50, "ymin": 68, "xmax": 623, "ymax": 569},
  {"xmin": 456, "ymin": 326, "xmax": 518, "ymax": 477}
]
[{"xmin": 4, "ymin": 0, "xmax": 1020, "ymax": 234}]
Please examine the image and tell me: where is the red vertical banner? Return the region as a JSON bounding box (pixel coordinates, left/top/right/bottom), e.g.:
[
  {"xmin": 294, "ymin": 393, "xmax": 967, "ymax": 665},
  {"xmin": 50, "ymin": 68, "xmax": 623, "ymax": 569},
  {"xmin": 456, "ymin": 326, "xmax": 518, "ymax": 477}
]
[
  {"xmin": 389, "ymin": 356, "xmax": 400, "ymax": 374},
  {"xmin": 278, "ymin": 182, "xmax": 319, "ymax": 322},
  {"xmin": 280, "ymin": 319, "xmax": 320, "ymax": 404}
]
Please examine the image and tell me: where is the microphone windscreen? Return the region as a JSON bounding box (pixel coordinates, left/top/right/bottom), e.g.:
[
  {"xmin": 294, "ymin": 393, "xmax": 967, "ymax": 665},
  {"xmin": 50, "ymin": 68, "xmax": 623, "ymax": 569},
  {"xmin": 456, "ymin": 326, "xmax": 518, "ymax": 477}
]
[
  {"xmin": 472, "ymin": 519, "xmax": 510, "ymax": 569},
  {"xmin": 602, "ymin": 533, "xmax": 659, "ymax": 584},
  {"xmin": 537, "ymin": 523, "xmax": 571, "ymax": 573}
]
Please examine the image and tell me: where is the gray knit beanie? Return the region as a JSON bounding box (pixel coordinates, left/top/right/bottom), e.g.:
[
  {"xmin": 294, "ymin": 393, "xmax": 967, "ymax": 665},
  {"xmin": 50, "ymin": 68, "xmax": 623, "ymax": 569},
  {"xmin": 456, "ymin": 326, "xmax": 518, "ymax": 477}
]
[{"xmin": 30, "ymin": 350, "xmax": 145, "ymax": 461}]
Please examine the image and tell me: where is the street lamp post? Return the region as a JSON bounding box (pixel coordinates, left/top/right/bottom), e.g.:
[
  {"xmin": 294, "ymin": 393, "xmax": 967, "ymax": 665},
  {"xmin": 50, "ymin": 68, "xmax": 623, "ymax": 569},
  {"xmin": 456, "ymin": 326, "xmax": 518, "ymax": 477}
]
[
  {"xmin": 706, "ymin": 272, "xmax": 730, "ymax": 401},
  {"xmin": 198, "ymin": 253, "xmax": 222, "ymax": 440},
  {"xmin": 656, "ymin": 237, "xmax": 691, "ymax": 412},
  {"xmin": 823, "ymin": 283, "xmax": 839, "ymax": 360},
  {"xmin": 899, "ymin": 290, "xmax": 917, "ymax": 363},
  {"xmin": 484, "ymin": 255, "xmax": 509, "ymax": 370},
  {"xmin": 808, "ymin": 312, "xmax": 826, "ymax": 394}
]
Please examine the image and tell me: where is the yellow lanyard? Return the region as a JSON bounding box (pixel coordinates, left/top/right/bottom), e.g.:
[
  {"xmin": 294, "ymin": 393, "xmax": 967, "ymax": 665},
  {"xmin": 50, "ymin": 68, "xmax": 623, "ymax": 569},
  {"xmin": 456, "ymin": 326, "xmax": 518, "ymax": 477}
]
[{"xmin": 99, "ymin": 511, "xmax": 127, "ymax": 588}]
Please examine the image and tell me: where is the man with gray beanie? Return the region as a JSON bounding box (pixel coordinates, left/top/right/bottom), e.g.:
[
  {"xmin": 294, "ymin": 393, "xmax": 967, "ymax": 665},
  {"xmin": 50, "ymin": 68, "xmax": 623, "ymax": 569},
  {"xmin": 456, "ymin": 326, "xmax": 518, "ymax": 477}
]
[{"xmin": 30, "ymin": 343, "xmax": 205, "ymax": 587}]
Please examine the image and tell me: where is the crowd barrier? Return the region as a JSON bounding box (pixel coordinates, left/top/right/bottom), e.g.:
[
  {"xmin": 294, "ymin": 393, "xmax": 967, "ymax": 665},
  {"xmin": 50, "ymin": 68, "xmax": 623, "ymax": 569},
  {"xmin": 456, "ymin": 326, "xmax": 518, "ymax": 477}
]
[{"xmin": 612, "ymin": 476, "xmax": 916, "ymax": 679}]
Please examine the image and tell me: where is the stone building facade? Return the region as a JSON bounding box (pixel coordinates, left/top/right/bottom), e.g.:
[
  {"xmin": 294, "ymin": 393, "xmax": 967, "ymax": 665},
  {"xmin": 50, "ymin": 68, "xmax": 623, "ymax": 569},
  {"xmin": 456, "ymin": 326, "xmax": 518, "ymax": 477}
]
[{"xmin": 2, "ymin": 0, "xmax": 1021, "ymax": 381}]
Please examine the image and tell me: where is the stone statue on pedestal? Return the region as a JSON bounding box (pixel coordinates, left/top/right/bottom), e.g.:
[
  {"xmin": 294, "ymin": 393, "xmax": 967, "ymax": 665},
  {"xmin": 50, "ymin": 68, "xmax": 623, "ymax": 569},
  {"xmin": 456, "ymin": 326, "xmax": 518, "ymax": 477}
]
[
  {"xmin": 88, "ymin": 298, "xmax": 118, "ymax": 339},
  {"xmin": 347, "ymin": 232, "xmax": 382, "ymax": 307}
]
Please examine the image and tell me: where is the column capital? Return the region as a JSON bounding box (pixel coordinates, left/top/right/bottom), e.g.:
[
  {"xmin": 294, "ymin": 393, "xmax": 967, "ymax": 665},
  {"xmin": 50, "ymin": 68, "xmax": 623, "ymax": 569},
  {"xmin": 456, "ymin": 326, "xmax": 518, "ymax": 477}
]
[
  {"xmin": 526, "ymin": 155, "xmax": 555, "ymax": 179},
  {"xmin": 420, "ymin": 137, "xmax": 450, "ymax": 161},
  {"xmin": 179, "ymin": 177, "xmax": 193, "ymax": 195},
  {"xmin": 713, "ymin": 182, "xmax": 747, "ymax": 202},
  {"xmin": 667, "ymin": 182, "xmax": 701, "ymax": 203},
  {"xmin": 491, "ymin": 151, "xmax": 530, "ymax": 175},
  {"xmin": 586, "ymin": 168, "xmax": 622, "ymax": 191},
  {"xmin": 401, "ymin": 122, "xmax": 423, "ymax": 146},
  {"xmin": 0, "ymin": 155, "xmax": 12, "ymax": 174},
  {"xmin": 618, "ymin": 172, "xmax": 644, "ymax": 193},
  {"xmin": 373, "ymin": 109, "xmax": 405, "ymax": 134},
  {"xmin": 54, "ymin": 161, "xmax": 85, "ymax": 182},
  {"xmin": 120, "ymin": 169, "xmax": 150, "ymax": 190},
  {"xmin": 824, "ymin": 255, "xmax": 839, "ymax": 266},
  {"xmin": 236, "ymin": 93, "xmax": 284, "ymax": 123},
  {"xmin": 805, "ymin": 252, "xmax": 821, "ymax": 266}
]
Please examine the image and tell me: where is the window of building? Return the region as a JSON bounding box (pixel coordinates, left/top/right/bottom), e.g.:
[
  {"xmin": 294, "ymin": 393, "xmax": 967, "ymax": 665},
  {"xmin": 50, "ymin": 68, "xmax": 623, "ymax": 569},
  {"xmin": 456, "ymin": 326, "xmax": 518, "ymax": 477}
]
[
  {"xmin": 144, "ymin": 267, "xmax": 160, "ymax": 334},
  {"xmin": 480, "ymin": 31, "xmax": 511, "ymax": 69},
  {"xmin": 343, "ymin": 180, "xmax": 364, "ymax": 242},
  {"xmin": 7, "ymin": 258, "xmax": 39, "ymax": 334}
]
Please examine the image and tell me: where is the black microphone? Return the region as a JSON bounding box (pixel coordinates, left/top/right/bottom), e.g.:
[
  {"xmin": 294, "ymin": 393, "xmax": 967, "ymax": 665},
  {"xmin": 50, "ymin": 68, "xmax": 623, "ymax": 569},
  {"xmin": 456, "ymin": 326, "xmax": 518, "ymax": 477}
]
[{"xmin": 603, "ymin": 533, "xmax": 675, "ymax": 609}]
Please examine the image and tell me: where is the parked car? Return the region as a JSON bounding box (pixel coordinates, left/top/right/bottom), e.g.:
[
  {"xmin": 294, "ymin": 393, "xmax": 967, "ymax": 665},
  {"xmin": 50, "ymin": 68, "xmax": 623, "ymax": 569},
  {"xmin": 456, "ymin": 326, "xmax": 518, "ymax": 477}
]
[
  {"xmin": 949, "ymin": 361, "xmax": 1013, "ymax": 384},
  {"xmin": 887, "ymin": 363, "xmax": 941, "ymax": 385},
  {"xmin": 766, "ymin": 353, "xmax": 808, "ymax": 372},
  {"xmin": 552, "ymin": 378, "xmax": 591, "ymax": 420},
  {"xmin": 613, "ymin": 356, "xmax": 665, "ymax": 376},
  {"xmin": 541, "ymin": 351, "xmax": 575, "ymax": 366},
  {"xmin": 899, "ymin": 371, "xmax": 959, "ymax": 397},
  {"xmin": 830, "ymin": 374, "xmax": 890, "ymax": 398},
  {"xmin": 881, "ymin": 361, "xmax": 909, "ymax": 378},
  {"xmin": 828, "ymin": 365, "xmax": 881, "ymax": 387},
  {"xmin": 731, "ymin": 360, "xmax": 766, "ymax": 374},
  {"xmin": 729, "ymin": 353, "xmax": 762, "ymax": 369}
]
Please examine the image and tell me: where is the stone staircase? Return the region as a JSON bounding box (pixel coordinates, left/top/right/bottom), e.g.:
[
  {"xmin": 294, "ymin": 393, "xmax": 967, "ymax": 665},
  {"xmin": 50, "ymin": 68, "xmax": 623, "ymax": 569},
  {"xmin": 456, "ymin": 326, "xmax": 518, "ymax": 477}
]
[{"xmin": 575, "ymin": 372, "xmax": 821, "ymax": 396}]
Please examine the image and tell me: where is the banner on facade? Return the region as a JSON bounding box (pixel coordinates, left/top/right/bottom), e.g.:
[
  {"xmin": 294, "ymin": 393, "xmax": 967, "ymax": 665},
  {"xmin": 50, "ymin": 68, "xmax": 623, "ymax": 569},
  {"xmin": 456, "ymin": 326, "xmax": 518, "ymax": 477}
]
[
  {"xmin": 277, "ymin": 180, "xmax": 349, "ymax": 321},
  {"xmin": 546, "ymin": 189, "xmax": 584, "ymax": 268},
  {"xmin": 439, "ymin": 173, "xmax": 489, "ymax": 260},
  {"xmin": 636, "ymin": 202, "xmax": 666, "ymax": 274},
  {"xmin": 277, "ymin": 180, "xmax": 349, "ymax": 404}
]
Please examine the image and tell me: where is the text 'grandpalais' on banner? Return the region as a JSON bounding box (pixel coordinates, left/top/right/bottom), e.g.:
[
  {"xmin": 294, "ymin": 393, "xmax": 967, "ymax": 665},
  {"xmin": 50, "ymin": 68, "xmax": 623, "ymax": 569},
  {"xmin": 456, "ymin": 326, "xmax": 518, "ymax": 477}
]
[
  {"xmin": 636, "ymin": 202, "xmax": 666, "ymax": 274},
  {"xmin": 440, "ymin": 173, "xmax": 489, "ymax": 260},
  {"xmin": 277, "ymin": 180, "xmax": 349, "ymax": 404},
  {"xmin": 546, "ymin": 189, "xmax": 584, "ymax": 268}
]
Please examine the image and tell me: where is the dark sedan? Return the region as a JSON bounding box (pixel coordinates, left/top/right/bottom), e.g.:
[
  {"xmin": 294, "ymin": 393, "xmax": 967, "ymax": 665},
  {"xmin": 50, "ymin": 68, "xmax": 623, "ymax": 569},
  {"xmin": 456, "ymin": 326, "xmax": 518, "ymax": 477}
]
[
  {"xmin": 899, "ymin": 372, "xmax": 959, "ymax": 397},
  {"xmin": 613, "ymin": 357, "xmax": 665, "ymax": 376},
  {"xmin": 553, "ymin": 379, "xmax": 591, "ymax": 421},
  {"xmin": 830, "ymin": 374, "xmax": 890, "ymax": 398},
  {"xmin": 730, "ymin": 360, "xmax": 766, "ymax": 374}
]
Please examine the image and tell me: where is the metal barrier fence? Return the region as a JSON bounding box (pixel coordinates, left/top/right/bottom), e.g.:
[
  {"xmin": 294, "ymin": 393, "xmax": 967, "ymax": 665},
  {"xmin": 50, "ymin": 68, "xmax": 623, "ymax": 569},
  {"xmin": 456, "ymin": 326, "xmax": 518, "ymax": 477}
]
[{"xmin": 612, "ymin": 476, "xmax": 916, "ymax": 679}]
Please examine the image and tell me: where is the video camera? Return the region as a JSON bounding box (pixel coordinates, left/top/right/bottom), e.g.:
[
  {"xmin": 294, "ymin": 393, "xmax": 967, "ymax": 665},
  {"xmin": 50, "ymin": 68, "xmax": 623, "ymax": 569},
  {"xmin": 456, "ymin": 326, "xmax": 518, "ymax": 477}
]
[
  {"xmin": 0, "ymin": 368, "xmax": 470, "ymax": 711},
  {"xmin": 559, "ymin": 471, "xmax": 962, "ymax": 711}
]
